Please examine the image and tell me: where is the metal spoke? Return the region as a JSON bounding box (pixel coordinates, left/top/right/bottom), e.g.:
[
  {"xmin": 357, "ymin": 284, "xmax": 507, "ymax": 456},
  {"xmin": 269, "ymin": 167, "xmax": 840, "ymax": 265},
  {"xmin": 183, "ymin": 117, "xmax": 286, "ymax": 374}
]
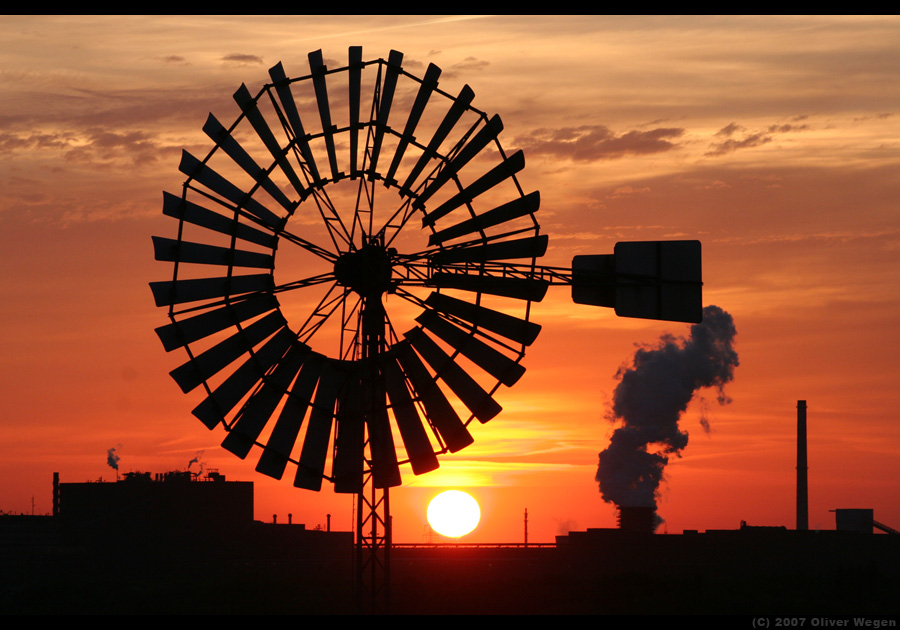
[
  {"xmin": 277, "ymin": 226, "xmax": 340, "ymax": 262},
  {"xmin": 340, "ymin": 289, "xmax": 363, "ymax": 361},
  {"xmin": 379, "ymin": 194, "xmax": 419, "ymax": 250},
  {"xmin": 304, "ymin": 185, "xmax": 354, "ymax": 253},
  {"xmin": 271, "ymin": 272, "xmax": 336, "ymax": 294},
  {"xmin": 397, "ymin": 225, "xmax": 539, "ymax": 264},
  {"xmin": 293, "ymin": 281, "xmax": 349, "ymax": 345}
]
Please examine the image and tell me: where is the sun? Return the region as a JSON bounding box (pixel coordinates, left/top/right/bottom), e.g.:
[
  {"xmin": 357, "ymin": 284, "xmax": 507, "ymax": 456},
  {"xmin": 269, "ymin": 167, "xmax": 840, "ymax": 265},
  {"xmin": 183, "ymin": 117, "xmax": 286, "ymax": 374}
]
[{"xmin": 426, "ymin": 490, "xmax": 481, "ymax": 538}]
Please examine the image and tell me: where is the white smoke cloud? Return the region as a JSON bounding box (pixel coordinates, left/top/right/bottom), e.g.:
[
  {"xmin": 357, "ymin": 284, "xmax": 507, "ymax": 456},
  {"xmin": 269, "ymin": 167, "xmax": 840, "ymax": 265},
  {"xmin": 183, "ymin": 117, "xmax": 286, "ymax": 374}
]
[{"xmin": 595, "ymin": 305, "xmax": 739, "ymax": 511}]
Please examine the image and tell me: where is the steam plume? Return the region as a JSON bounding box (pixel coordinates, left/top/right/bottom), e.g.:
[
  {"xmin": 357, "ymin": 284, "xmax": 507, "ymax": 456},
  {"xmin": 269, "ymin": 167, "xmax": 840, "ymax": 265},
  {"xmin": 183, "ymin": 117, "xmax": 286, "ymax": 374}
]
[
  {"xmin": 107, "ymin": 444, "xmax": 121, "ymax": 471},
  {"xmin": 188, "ymin": 450, "xmax": 205, "ymax": 474},
  {"xmin": 595, "ymin": 305, "xmax": 738, "ymax": 511}
]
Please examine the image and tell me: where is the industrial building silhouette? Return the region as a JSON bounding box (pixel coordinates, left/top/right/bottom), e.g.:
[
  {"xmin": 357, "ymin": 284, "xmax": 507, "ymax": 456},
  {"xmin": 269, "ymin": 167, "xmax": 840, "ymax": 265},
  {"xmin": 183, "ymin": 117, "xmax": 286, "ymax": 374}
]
[{"xmin": 1, "ymin": 470, "xmax": 898, "ymax": 614}]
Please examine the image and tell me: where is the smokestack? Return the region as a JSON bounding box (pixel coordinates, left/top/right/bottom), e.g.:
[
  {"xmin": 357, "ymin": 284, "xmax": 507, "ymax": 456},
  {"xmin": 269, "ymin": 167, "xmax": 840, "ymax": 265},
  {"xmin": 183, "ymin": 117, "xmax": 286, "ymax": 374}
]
[
  {"xmin": 797, "ymin": 400, "xmax": 808, "ymax": 531},
  {"xmin": 53, "ymin": 472, "xmax": 59, "ymax": 517},
  {"xmin": 524, "ymin": 508, "xmax": 528, "ymax": 548}
]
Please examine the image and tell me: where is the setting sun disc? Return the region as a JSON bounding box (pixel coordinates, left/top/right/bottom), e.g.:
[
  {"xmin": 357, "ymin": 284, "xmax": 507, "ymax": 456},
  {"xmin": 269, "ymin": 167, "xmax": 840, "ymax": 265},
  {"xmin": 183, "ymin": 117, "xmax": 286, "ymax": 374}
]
[{"xmin": 426, "ymin": 490, "xmax": 481, "ymax": 538}]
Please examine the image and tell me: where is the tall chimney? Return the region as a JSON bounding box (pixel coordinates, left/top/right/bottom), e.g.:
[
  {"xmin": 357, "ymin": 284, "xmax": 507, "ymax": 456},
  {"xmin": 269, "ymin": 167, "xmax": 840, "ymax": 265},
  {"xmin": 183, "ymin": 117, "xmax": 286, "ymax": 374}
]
[
  {"xmin": 53, "ymin": 472, "xmax": 59, "ymax": 517},
  {"xmin": 796, "ymin": 400, "xmax": 808, "ymax": 531},
  {"xmin": 524, "ymin": 508, "xmax": 528, "ymax": 548}
]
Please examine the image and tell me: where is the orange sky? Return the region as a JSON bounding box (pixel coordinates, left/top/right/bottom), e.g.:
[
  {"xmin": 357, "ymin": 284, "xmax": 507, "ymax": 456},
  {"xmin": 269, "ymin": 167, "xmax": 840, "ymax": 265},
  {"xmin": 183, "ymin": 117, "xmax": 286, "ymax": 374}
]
[{"xmin": 1, "ymin": 15, "xmax": 899, "ymax": 543}]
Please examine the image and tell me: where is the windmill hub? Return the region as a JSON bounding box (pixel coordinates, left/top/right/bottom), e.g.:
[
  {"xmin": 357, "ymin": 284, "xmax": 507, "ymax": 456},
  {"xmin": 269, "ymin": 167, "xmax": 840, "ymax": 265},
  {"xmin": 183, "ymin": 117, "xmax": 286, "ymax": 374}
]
[{"xmin": 333, "ymin": 244, "xmax": 394, "ymax": 297}]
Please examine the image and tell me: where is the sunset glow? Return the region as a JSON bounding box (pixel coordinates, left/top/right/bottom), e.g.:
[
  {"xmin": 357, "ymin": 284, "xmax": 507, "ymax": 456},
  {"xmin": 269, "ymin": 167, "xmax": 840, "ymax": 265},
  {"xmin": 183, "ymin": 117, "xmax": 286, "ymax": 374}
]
[{"xmin": 1, "ymin": 16, "xmax": 899, "ymax": 545}]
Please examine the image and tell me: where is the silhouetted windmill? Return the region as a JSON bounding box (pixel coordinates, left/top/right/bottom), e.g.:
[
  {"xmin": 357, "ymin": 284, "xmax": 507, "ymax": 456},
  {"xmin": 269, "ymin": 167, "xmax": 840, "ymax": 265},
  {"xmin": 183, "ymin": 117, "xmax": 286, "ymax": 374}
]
[{"xmin": 150, "ymin": 47, "xmax": 701, "ymax": 611}]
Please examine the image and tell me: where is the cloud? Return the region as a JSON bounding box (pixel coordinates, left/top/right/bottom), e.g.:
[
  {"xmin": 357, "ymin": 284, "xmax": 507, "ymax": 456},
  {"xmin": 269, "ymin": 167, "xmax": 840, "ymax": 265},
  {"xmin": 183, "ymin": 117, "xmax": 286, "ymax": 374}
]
[
  {"xmin": 715, "ymin": 122, "xmax": 744, "ymax": 137},
  {"xmin": 63, "ymin": 128, "xmax": 162, "ymax": 166},
  {"xmin": 401, "ymin": 57, "xmax": 426, "ymax": 71},
  {"xmin": 706, "ymin": 120, "xmax": 809, "ymax": 156},
  {"xmin": 0, "ymin": 131, "xmax": 73, "ymax": 153},
  {"xmin": 454, "ymin": 56, "xmax": 489, "ymax": 72},
  {"xmin": 515, "ymin": 125, "xmax": 685, "ymax": 161},
  {"xmin": 222, "ymin": 53, "xmax": 264, "ymax": 65},
  {"xmin": 706, "ymin": 131, "xmax": 772, "ymax": 156},
  {"xmin": 0, "ymin": 84, "xmax": 231, "ymax": 131},
  {"xmin": 608, "ymin": 186, "xmax": 651, "ymax": 198},
  {"xmin": 767, "ymin": 123, "xmax": 809, "ymax": 133},
  {"xmin": 442, "ymin": 56, "xmax": 490, "ymax": 78},
  {"xmin": 853, "ymin": 112, "xmax": 893, "ymax": 122}
]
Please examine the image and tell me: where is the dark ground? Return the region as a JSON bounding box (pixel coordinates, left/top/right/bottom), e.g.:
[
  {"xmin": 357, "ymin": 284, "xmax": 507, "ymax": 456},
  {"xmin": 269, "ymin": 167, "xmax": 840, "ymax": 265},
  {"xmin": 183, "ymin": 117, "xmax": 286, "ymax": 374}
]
[{"xmin": 2, "ymin": 516, "xmax": 899, "ymax": 615}]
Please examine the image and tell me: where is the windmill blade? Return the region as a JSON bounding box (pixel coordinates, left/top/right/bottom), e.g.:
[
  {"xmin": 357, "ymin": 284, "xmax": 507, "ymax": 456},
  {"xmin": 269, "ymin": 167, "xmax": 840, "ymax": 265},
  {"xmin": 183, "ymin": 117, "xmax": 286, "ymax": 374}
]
[
  {"xmin": 422, "ymin": 150, "xmax": 525, "ymax": 226},
  {"xmin": 424, "ymin": 292, "xmax": 541, "ymax": 347},
  {"xmin": 178, "ymin": 150, "xmax": 283, "ymax": 230},
  {"xmin": 162, "ymin": 192, "xmax": 277, "ymax": 250},
  {"xmin": 150, "ymin": 273, "xmax": 274, "ymax": 307},
  {"xmin": 155, "ymin": 292, "xmax": 279, "ymax": 352},
  {"xmin": 232, "ymin": 84, "xmax": 308, "ymax": 201},
  {"xmin": 330, "ymin": 364, "xmax": 402, "ymax": 491},
  {"xmin": 394, "ymin": 340, "xmax": 473, "ymax": 453},
  {"xmin": 428, "ymin": 191, "xmax": 540, "ymax": 246},
  {"xmin": 152, "ymin": 236, "xmax": 274, "ymax": 269},
  {"xmin": 427, "ymin": 272, "xmax": 548, "ymax": 302},
  {"xmin": 308, "ymin": 50, "xmax": 341, "ymax": 181},
  {"xmin": 385, "ymin": 63, "xmax": 441, "ymax": 187},
  {"xmin": 400, "ymin": 84, "xmax": 475, "ymax": 196},
  {"xmin": 191, "ymin": 327, "xmax": 296, "ymax": 430},
  {"xmin": 366, "ymin": 394, "xmax": 402, "ymax": 489},
  {"xmin": 382, "ymin": 353, "xmax": 440, "ymax": 474},
  {"xmin": 405, "ymin": 328, "xmax": 501, "ymax": 423},
  {"xmin": 202, "ymin": 113, "xmax": 296, "ymax": 212},
  {"xmin": 169, "ymin": 309, "xmax": 287, "ymax": 393},
  {"xmin": 268, "ymin": 62, "xmax": 323, "ymax": 186},
  {"xmin": 294, "ymin": 359, "xmax": 342, "ymax": 491},
  {"xmin": 221, "ymin": 341, "xmax": 310, "ymax": 459},
  {"xmin": 428, "ymin": 234, "xmax": 548, "ymax": 265},
  {"xmin": 413, "ymin": 114, "xmax": 504, "ymax": 210},
  {"xmin": 415, "ymin": 309, "xmax": 525, "ymax": 387},
  {"xmin": 348, "ymin": 46, "xmax": 362, "ymax": 178},
  {"xmin": 256, "ymin": 352, "xmax": 325, "ymax": 480},
  {"xmin": 332, "ymin": 367, "xmax": 365, "ymax": 494},
  {"xmin": 367, "ymin": 49, "xmax": 403, "ymax": 179}
]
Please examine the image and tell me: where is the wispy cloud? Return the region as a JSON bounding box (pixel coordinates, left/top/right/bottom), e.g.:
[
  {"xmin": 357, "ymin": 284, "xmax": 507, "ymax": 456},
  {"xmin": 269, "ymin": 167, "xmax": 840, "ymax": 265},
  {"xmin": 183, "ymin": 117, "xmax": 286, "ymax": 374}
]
[
  {"xmin": 222, "ymin": 53, "xmax": 264, "ymax": 65},
  {"xmin": 515, "ymin": 125, "xmax": 685, "ymax": 161},
  {"xmin": 706, "ymin": 120, "xmax": 809, "ymax": 156},
  {"xmin": 446, "ymin": 56, "xmax": 490, "ymax": 77}
]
